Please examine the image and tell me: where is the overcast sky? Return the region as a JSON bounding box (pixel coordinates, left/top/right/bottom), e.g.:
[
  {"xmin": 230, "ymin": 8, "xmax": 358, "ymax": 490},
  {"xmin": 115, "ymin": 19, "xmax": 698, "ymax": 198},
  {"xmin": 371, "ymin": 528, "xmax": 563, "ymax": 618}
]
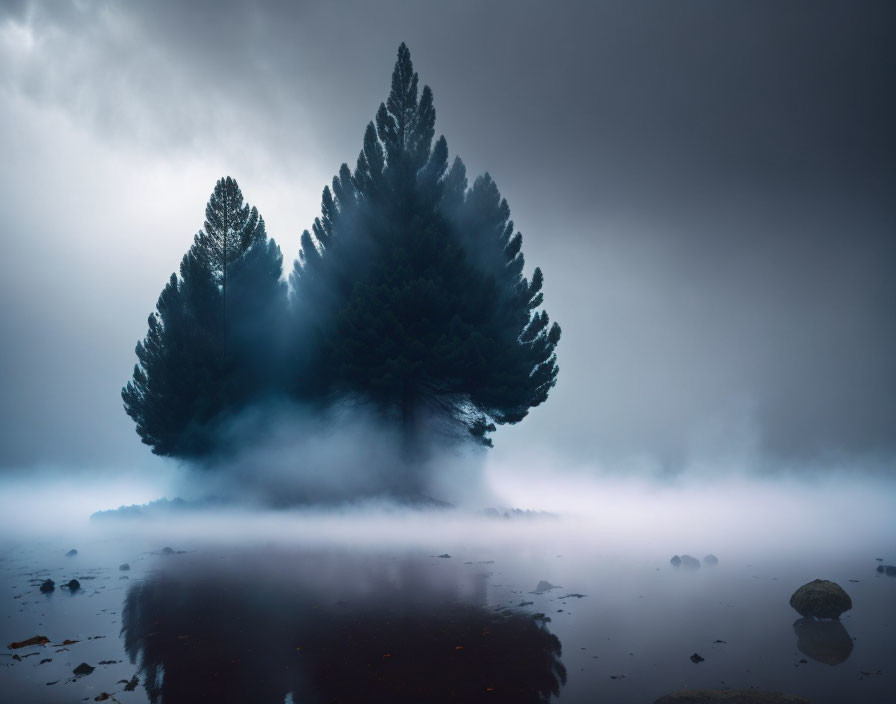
[{"xmin": 1, "ymin": 0, "xmax": 894, "ymax": 480}]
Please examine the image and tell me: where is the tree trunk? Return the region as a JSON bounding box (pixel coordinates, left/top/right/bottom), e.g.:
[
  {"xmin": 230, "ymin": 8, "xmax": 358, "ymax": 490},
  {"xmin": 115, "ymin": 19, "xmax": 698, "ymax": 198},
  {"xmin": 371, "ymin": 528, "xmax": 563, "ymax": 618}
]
[{"xmin": 397, "ymin": 386, "xmax": 425, "ymax": 498}]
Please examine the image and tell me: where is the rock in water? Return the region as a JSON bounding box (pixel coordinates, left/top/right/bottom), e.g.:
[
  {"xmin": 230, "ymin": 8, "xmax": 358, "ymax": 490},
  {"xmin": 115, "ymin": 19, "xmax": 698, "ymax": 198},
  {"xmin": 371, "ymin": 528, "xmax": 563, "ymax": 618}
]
[
  {"xmin": 531, "ymin": 580, "xmax": 559, "ymax": 594},
  {"xmin": 703, "ymin": 554, "xmax": 719, "ymax": 566},
  {"xmin": 39, "ymin": 579, "xmax": 55, "ymax": 593},
  {"xmin": 793, "ymin": 617, "xmax": 853, "ymax": 665},
  {"xmin": 680, "ymin": 555, "xmax": 700, "ymax": 569},
  {"xmin": 670, "ymin": 555, "xmax": 682, "ymax": 567},
  {"xmin": 653, "ymin": 690, "xmax": 813, "ymax": 703},
  {"xmin": 8, "ymin": 635, "xmax": 50, "ymax": 649},
  {"xmin": 789, "ymin": 579, "xmax": 852, "ymax": 619},
  {"xmin": 73, "ymin": 663, "xmax": 95, "ymax": 676},
  {"xmin": 66, "ymin": 579, "xmax": 81, "ymax": 591},
  {"xmin": 65, "ymin": 549, "xmax": 78, "ymax": 557},
  {"xmin": 119, "ymin": 563, "xmax": 130, "ymax": 571}
]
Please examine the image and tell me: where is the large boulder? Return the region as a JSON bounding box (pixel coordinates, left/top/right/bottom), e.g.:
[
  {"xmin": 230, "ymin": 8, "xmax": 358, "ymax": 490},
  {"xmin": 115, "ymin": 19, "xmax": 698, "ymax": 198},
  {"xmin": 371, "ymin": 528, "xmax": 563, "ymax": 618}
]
[
  {"xmin": 789, "ymin": 579, "xmax": 852, "ymax": 619},
  {"xmin": 680, "ymin": 554, "xmax": 700, "ymax": 569},
  {"xmin": 654, "ymin": 691, "xmax": 812, "ymax": 704}
]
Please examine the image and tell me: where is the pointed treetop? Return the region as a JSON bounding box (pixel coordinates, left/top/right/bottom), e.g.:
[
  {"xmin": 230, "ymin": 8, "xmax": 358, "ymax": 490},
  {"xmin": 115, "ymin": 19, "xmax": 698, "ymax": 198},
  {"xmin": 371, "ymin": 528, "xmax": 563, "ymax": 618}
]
[
  {"xmin": 387, "ymin": 43, "xmax": 418, "ymax": 143},
  {"xmin": 371, "ymin": 43, "xmax": 439, "ymax": 172}
]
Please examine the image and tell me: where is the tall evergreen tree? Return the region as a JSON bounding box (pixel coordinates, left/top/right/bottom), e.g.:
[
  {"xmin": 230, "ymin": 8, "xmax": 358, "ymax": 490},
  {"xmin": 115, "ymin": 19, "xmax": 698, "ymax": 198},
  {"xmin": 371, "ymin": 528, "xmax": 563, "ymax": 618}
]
[
  {"xmin": 290, "ymin": 44, "xmax": 560, "ymax": 457},
  {"xmin": 123, "ymin": 177, "xmax": 285, "ymax": 457}
]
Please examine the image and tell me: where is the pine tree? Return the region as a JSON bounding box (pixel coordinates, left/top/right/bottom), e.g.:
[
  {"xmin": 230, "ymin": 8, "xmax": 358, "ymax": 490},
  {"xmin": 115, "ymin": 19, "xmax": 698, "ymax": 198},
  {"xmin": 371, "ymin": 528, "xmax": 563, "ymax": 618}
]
[
  {"xmin": 193, "ymin": 176, "xmax": 267, "ymax": 334},
  {"xmin": 123, "ymin": 177, "xmax": 285, "ymax": 457},
  {"xmin": 290, "ymin": 44, "xmax": 560, "ymax": 456}
]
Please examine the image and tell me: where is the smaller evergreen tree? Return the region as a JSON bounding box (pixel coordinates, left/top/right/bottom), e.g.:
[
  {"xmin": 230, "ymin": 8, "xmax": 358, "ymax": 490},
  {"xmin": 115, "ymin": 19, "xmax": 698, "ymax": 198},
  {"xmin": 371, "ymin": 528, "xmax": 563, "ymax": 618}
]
[{"xmin": 123, "ymin": 177, "xmax": 285, "ymax": 457}]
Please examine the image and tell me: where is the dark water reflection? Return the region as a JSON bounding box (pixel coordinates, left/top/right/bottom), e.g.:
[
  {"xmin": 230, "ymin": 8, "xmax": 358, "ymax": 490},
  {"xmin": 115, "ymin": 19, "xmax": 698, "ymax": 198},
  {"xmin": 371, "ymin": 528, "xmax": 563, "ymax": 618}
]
[
  {"xmin": 793, "ymin": 618, "xmax": 854, "ymax": 666},
  {"xmin": 121, "ymin": 550, "xmax": 566, "ymax": 703}
]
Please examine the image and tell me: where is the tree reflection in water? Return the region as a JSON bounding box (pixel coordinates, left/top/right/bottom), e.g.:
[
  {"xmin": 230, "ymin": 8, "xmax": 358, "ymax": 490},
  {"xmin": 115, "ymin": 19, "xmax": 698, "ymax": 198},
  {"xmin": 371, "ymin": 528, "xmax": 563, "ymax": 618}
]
[{"xmin": 121, "ymin": 549, "xmax": 566, "ymax": 703}]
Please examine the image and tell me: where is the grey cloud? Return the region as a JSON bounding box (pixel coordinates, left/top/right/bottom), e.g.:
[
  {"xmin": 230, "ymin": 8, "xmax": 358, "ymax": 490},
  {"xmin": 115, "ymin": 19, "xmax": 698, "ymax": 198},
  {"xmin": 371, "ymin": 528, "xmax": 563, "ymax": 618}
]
[{"xmin": 0, "ymin": 0, "xmax": 893, "ymax": 474}]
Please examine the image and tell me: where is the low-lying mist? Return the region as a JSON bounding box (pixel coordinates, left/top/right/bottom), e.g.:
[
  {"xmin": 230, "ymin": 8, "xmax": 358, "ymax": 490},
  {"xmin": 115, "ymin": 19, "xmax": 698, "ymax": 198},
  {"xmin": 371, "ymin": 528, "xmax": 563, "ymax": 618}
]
[
  {"xmin": 178, "ymin": 400, "xmax": 497, "ymax": 509},
  {"xmin": 2, "ymin": 458, "xmax": 893, "ymax": 568}
]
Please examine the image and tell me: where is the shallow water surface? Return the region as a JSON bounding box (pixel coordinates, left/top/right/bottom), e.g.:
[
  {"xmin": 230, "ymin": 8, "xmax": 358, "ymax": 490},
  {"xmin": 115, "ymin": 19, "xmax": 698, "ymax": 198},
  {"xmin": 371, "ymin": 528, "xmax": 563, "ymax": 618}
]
[{"xmin": 1, "ymin": 504, "xmax": 894, "ymax": 703}]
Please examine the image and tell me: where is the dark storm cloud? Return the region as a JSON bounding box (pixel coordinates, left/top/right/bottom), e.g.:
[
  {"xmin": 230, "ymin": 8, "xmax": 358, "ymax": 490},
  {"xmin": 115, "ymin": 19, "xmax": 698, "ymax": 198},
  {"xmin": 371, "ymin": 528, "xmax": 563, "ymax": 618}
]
[{"xmin": 0, "ymin": 0, "xmax": 893, "ymax": 473}]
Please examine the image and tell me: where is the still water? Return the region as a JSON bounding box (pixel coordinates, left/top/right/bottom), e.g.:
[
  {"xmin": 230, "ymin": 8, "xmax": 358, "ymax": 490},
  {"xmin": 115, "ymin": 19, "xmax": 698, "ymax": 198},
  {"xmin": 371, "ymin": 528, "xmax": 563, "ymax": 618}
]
[{"xmin": 1, "ymin": 504, "xmax": 894, "ymax": 703}]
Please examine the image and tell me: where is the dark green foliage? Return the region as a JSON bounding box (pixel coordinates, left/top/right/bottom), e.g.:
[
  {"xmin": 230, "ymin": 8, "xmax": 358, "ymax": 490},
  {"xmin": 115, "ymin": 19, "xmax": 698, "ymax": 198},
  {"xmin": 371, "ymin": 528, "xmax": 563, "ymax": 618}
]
[
  {"xmin": 123, "ymin": 178, "xmax": 285, "ymax": 457},
  {"xmin": 125, "ymin": 45, "xmax": 560, "ymax": 468},
  {"xmin": 290, "ymin": 43, "xmax": 560, "ymax": 448}
]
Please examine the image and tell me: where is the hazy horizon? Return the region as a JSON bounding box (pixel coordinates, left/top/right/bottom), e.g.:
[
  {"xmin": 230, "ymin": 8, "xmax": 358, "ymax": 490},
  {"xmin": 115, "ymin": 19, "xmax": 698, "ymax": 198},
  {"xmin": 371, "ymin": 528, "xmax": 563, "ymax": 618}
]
[{"xmin": 1, "ymin": 0, "xmax": 894, "ymax": 492}]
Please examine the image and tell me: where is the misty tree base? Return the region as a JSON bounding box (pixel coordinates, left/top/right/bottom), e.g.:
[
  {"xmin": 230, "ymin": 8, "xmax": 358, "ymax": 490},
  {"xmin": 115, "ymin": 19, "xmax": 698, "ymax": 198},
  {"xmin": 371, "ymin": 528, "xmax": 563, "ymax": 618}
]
[{"xmin": 89, "ymin": 492, "xmax": 454, "ymax": 521}]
